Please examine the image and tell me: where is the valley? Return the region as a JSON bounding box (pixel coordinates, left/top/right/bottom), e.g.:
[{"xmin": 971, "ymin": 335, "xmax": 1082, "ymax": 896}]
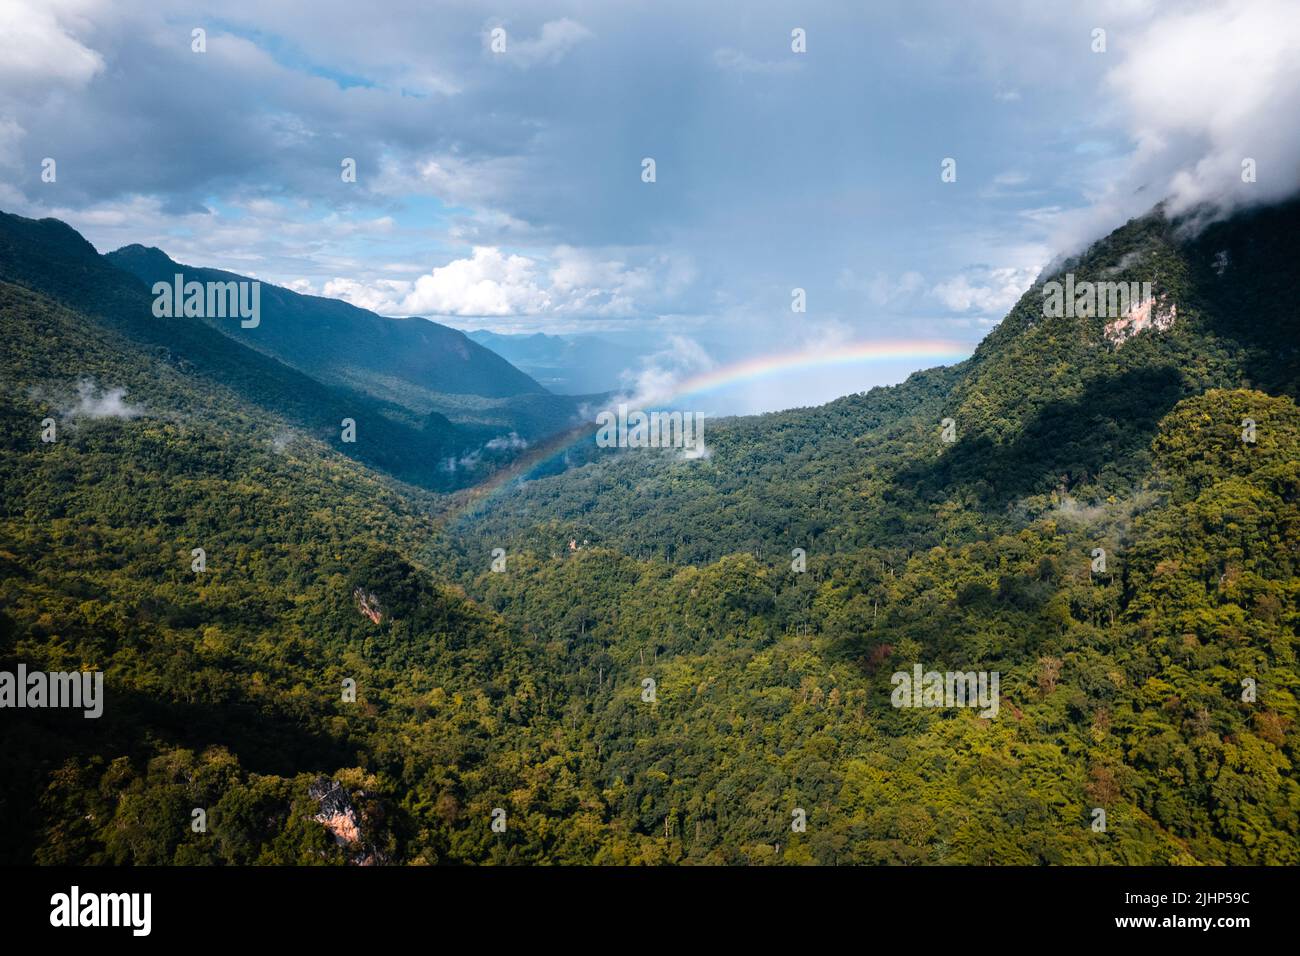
[{"xmin": 1, "ymin": 198, "xmax": 1296, "ymax": 865}]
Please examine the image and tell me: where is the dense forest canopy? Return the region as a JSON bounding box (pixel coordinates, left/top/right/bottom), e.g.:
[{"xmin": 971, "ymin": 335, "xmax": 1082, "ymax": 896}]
[{"xmin": 1, "ymin": 200, "xmax": 1297, "ymax": 864}]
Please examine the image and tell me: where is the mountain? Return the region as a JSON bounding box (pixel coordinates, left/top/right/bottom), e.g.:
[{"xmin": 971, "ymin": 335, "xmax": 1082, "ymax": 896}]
[
  {"xmin": 453, "ymin": 199, "xmax": 1300, "ymax": 562},
  {"xmin": 0, "ymin": 276, "xmax": 540, "ymax": 863},
  {"xmin": 105, "ymin": 245, "xmax": 590, "ymax": 442},
  {"xmin": 2, "ymin": 199, "xmax": 1297, "ymax": 865},
  {"xmin": 0, "ymin": 211, "xmax": 492, "ymax": 490},
  {"xmin": 431, "ymin": 199, "xmax": 1300, "ymax": 863},
  {"xmin": 466, "ymin": 329, "xmax": 635, "ymax": 394}
]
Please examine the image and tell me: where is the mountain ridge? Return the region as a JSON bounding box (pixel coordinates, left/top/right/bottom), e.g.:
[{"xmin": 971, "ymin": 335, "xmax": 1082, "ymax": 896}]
[
  {"xmin": 0, "ymin": 210, "xmax": 477, "ymax": 490},
  {"xmin": 106, "ymin": 243, "xmax": 549, "ymax": 403}
]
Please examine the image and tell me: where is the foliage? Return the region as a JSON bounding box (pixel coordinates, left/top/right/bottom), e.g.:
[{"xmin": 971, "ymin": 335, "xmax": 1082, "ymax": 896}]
[{"xmin": 1, "ymin": 202, "xmax": 1297, "ymax": 865}]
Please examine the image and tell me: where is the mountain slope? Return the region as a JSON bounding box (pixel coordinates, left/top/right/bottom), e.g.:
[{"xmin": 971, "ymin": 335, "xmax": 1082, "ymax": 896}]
[
  {"xmin": 0, "ymin": 277, "xmax": 567, "ymax": 863},
  {"xmin": 424, "ymin": 199, "xmax": 1300, "ymax": 864},
  {"xmin": 106, "ymin": 245, "xmax": 590, "ymax": 442},
  {"xmin": 451, "ymin": 199, "xmax": 1300, "ymax": 564},
  {"xmin": 0, "ymin": 212, "xmax": 479, "ymax": 490}
]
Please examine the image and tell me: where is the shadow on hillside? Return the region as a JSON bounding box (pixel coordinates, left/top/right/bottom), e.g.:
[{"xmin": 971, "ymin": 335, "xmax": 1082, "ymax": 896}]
[
  {"xmin": 0, "ymin": 678, "xmax": 354, "ymax": 862},
  {"xmin": 897, "ymin": 365, "xmax": 1187, "ymax": 508},
  {"xmin": 1181, "ymin": 199, "xmax": 1300, "ymax": 399}
]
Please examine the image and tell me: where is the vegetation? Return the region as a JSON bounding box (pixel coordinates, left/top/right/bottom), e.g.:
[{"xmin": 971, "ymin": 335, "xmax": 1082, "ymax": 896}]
[{"xmin": 1, "ymin": 201, "xmax": 1296, "ymax": 864}]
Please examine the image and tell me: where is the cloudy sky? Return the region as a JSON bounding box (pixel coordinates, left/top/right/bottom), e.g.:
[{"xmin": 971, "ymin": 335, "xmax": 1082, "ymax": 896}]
[{"xmin": 2, "ymin": 0, "xmax": 1296, "ymax": 413}]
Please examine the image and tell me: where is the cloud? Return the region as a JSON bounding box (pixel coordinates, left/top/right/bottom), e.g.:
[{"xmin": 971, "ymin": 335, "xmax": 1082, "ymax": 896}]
[
  {"xmin": 548, "ymin": 246, "xmax": 695, "ymax": 317},
  {"xmin": 399, "ymin": 246, "xmax": 551, "ymax": 316},
  {"xmin": 1106, "ymin": 0, "xmax": 1300, "ymax": 217},
  {"xmin": 314, "ymin": 247, "xmax": 553, "ymax": 317},
  {"xmin": 4, "ymin": 0, "xmax": 1294, "ymax": 420},
  {"xmin": 377, "ymin": 153, "xmax": 529, "ymax": 210},
  {"xmin": 485, "ymin": 432, "xmax": 528, "ymax": 450},
  {"xmin": 1036, "ymin": 0, "xmax": 1300, "ymax": 251},
  {"xmin": 0, "ymin": 118, "xmax": 25, "ymax": 169},
  {"xmin": 312, "ymin": 244, "xmax": 695, "ymax": 322},
  {"xmin": 839, "ymin": 269, "xmax": 926, "ymax": 308},
  {"xmin": 0, "ymin": 0, "xmax": 104, "ymax": 90},
  {"xmin": 677, "ymin": 441, "xmax": 711, "ymax": 461},
  {"xmin": 617, "ymin": 335, "xmax": 715, "ymax": 406},
  {"xmin": 486, "ymin": 19, "xmax": 594, "ymax": 68},
  {"xmin": 320, "ymin": 276, "xmax": 415, "ymax": 313},
  {"xmin": 839, "ymin": 258, "xmax": 1044, "ymax": 329},
  {"xmin": 63, "ymin": 380, "xmax": 143, "ymax": 420},
  {"xmin": 0, "ymin": 0, "xmax": 105, "ymax": 171},
  {"xmin": 270, "ymin": 429, "xmax": 299, "ymax": 454},
  {"xmin": 931, "ymin": 266, "xmax": 1037, "ymax": 316}
]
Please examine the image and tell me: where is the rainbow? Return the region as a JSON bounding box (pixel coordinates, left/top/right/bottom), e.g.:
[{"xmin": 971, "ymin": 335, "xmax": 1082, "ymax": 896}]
[
  {"xmin": 435, "ymin": 338, "xmax": 972, "ymax": 525},
  {"xmin": 661, "ymin": 339, "xmax": 970, "ymax": 400}
]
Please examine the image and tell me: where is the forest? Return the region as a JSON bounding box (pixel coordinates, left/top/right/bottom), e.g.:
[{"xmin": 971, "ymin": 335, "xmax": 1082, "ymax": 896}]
[{"xmin": 0, "ymin": 199, "xmax": 1297, "ymax": 865}]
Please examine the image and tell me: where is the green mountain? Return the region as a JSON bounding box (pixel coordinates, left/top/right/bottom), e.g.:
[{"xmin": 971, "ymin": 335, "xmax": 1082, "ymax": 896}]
[
  {"xmin": 0, "ymin": 212, "xmax": 492, "ymax": 490},
  {"xmin": 455, "ymin": 199, "xmax": 1300, "ymax": 562},
  {"xmin": 107, "ymin": 243, "xmax": 543, "ymax": 400},
  {"xmin": 106, "ymin": 244, "xmax": 590, "ymax": 442},
  {"xmin": 0, "ymin": 274, "xmax": 546, "ymax": 863},
  {"xmin": 1, "ymin": 200, "xmax": 1296, "ymax": 865}
]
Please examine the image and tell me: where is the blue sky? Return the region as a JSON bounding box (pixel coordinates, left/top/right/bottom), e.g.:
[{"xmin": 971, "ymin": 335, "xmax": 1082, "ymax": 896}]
[{"xmin": 2, "ymin": 0, "xmax": 1296, "ymax": 413}]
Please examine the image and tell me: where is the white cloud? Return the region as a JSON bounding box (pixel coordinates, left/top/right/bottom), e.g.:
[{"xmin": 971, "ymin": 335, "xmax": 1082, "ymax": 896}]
[
  {"xmin": 1104, "ymin": 0, "xmax": 1300, "ymax": 218},
  {"xmin": 400, "ymin": 246, "xmax": 551, "ymax": 316},
  {"xmin": 617, "ymin": 334, "xmax": 714, "ymax": 405},
  {"xmin": 1032, "ymin": 0, "xmax": 1300, "ymax": 253},
  {"xmin": 0, "ymin": 0, "xmax": 104, "ymax": 89},
  {"xmin": 64, "ymin": 380, "xmax": 143, "ymax": 420},
  {"xmin": 319, "ymin": 277, "xmax": 413, "ymax": 313},
  {"xmin": 485, "ymin": 432, "xmax": 528, "ymax": 450},
  {"xmin": 486, "ymin": 19, "xmax": 594, "ymax": 68},
  {"xmin": 548, "ymin": 245, "xmax": 679, "ymax": 317},
  {"xmin": 931, "ymin": 266, "xmax": 1037, "ymax": 315},
  {"xmin": 315, "ymin": 244, "xmax": 693, "ymax": 321}
]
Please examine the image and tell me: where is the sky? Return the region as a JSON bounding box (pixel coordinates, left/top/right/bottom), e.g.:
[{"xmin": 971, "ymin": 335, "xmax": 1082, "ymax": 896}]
[{"xmin": 1, "ymin": 0, "xmax": 1297, "ymax": 414}]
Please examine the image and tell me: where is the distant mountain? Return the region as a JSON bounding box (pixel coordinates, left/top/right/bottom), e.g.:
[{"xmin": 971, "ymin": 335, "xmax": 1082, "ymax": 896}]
[
  {"xmin": 104, "ymin": 245, "xmax": 589, "ymax": 442},
  {"xmin": 0, "ymin": 211, "xmax": 480, "ymax": 489},
  {"xmin": 466, "ymin": 329, "xmax": 636, "ymax": 394}
]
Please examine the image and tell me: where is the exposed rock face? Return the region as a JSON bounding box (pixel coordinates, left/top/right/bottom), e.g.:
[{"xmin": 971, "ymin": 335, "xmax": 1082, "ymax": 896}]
[
  {"xmin": 309, "ymin": 777, "xmax": 361, "ymax": 846},
  {"xmin": 353, "ymin": 587, "xmax": 383, "ymax": 624},
  {"xmin": 1104, "ymin": 294, "xmax": 1176, "ymax": 346},
  {"xmin": 308, "ymin": 777, "xmax": 387, "ymax": 865}
]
